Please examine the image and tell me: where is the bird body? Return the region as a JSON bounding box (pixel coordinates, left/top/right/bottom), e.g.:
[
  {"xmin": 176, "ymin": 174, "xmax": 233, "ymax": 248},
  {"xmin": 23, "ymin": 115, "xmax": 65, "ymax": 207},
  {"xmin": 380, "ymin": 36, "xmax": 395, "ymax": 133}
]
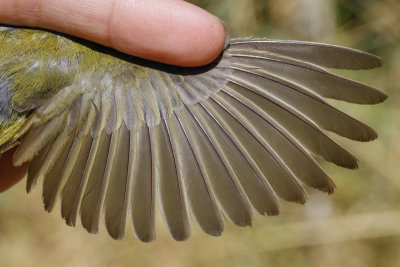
[{"xmin": 0, "ymin": 25, "xmax": 387, "ymax": 241}]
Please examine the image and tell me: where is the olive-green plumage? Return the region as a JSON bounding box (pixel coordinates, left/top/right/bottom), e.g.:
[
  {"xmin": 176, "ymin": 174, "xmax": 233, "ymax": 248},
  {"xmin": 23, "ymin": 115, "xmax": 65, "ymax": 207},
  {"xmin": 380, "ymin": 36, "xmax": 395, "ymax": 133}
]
[
  {"xmin": 0, "ymin": 25, "xmax": 387, "ymax": 242},
  {"xmin": 0, "ymin": 26, "xmax": 181, "ymax": 152}
]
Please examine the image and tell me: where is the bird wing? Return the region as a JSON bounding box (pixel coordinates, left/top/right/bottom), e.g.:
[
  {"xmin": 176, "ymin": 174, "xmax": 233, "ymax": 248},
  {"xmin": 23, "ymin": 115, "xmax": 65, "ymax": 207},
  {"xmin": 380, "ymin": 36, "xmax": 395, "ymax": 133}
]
[{"xmin": 0, "ymin": 27, "xmax": 386, "ymax": 241}]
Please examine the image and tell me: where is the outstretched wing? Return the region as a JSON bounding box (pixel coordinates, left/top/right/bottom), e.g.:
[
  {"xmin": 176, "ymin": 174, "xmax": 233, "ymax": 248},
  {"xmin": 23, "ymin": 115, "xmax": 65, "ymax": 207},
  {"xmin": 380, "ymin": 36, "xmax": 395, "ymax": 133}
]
[{"xmin": 0, "ymin": 27, "xmax": 386, "ymax": 241}]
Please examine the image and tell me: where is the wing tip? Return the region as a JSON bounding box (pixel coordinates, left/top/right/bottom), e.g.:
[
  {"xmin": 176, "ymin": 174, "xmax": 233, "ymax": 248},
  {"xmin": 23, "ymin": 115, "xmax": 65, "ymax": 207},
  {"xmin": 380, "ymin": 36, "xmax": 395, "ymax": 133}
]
[
  {"xmin": 205, "ymin": 228, "xmax": 223, "ymax": 237},
  {"xmin": 368, "ymin": 89, "xmax": 388, "ymax": 104},
  {"xmin": 171, "ymin": 233, "xmax": 190, "ymax": 242},
  {"xmin": 282, "ymin": 190, "xmax": 309, "ymax": 205},
  {"xmin": 108, "ymin": 231, "xmax": 126, "ymax": 240},
  {"xmin": 373, "ymin": 56, "xmax": 383, "ymax": 69},
  {"xmin": 80, "ymin": 223, "xmax": 100, "ymax": 237},
  {"xmin": 359, "ymin": 54, "xmax": 383, "ymax": 70},
  {"xmin": 258, "ymin": 203, "xmax": 282, "ymax": 217},
  {"xmin": 43, "ymin": 196, "xmax": 56, "ymax": 213},
  {"xmin": 134, "ymin": 230, "xmax": 156, "ymax": 243},
  {"xmin": 167, "ymin": 225, "xmax": 191, "ymax": 241},
  {"xmin": 234, "ymin": 218, "xmax": 253, "ymax": 228},
  {"xmin": 62, "ymin": 212, "xmax": 77, "ymax": 227},
  {"xmin": 340, "ymin": 52, "xmax": 382, "ymax": 70},
  {"xmin": 322, "ymin": 180, "xmax": 337, "ymax": 195},
  {"xmin": 339, "ymin": 159, "xmax": 359, "ymax": 170}
]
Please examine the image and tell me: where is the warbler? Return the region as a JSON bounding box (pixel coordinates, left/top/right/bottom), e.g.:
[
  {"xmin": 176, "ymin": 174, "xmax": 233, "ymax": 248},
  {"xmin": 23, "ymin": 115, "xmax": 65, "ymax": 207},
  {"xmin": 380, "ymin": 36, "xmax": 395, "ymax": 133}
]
[{"xmin": 0, "ymin": 25, "xmax": 387, "ymax": 242}]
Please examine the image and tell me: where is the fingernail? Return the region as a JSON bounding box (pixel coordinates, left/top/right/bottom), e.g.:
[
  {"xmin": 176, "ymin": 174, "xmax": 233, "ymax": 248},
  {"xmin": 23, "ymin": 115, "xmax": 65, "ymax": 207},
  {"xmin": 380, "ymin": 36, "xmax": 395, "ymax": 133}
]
[{"xmin": 218, "ymin": 18, "xmax": 230, "ymax": 50}]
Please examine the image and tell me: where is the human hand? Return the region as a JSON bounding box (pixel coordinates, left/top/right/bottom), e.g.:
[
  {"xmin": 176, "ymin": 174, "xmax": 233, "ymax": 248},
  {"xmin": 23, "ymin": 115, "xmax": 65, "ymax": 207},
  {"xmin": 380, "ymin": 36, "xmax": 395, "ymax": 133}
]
[
  {"xmin": 0, "ymin": 0, "xmax": 227, "ymax": 67},
  {"xmin": 0, "ymin": 0, "xmax": 227, "ymax": 193}
]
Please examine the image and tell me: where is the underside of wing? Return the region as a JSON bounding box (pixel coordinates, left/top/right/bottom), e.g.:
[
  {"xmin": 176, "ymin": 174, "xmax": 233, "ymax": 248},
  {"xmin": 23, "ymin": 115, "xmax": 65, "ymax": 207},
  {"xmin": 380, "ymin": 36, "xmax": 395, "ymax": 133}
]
[{"xmin": 1, "ymin": 29, "xmax": 386, "ymax": 241}]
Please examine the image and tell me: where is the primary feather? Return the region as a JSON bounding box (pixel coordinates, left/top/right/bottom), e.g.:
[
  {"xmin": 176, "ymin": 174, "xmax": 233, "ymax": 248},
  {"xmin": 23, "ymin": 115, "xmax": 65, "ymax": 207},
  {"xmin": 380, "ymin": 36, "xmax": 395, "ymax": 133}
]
[{"xmin": 0, "ymin": 26, "xmax": 387, "ymax": 241}]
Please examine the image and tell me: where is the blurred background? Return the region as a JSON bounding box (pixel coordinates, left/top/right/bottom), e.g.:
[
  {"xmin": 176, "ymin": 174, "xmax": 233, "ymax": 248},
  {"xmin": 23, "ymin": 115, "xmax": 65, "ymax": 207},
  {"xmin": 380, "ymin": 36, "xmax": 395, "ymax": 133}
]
[{"xmin": 0, "ymin": 0, "xmax": 399, "ymax": 266}]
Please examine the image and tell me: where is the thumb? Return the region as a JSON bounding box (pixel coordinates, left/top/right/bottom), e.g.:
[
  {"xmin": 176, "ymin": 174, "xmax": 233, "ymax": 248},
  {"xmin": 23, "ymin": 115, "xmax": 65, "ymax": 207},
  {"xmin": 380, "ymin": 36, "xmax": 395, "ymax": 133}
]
[
  {"xmin": 0, "ymin": 0, "xmax": 227, "ymax": 67},
  {"xmin": 0, "ymin": 147, "xmax": 29, "ymax": 193}
]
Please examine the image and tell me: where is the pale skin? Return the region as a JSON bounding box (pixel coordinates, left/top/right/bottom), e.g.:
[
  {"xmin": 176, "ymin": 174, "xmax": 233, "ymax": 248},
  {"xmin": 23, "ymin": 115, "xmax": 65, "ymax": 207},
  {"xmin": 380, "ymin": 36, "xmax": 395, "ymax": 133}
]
[{"xmin": 0, "ymin": 0, "xmax": 226, "ymax": 192}]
